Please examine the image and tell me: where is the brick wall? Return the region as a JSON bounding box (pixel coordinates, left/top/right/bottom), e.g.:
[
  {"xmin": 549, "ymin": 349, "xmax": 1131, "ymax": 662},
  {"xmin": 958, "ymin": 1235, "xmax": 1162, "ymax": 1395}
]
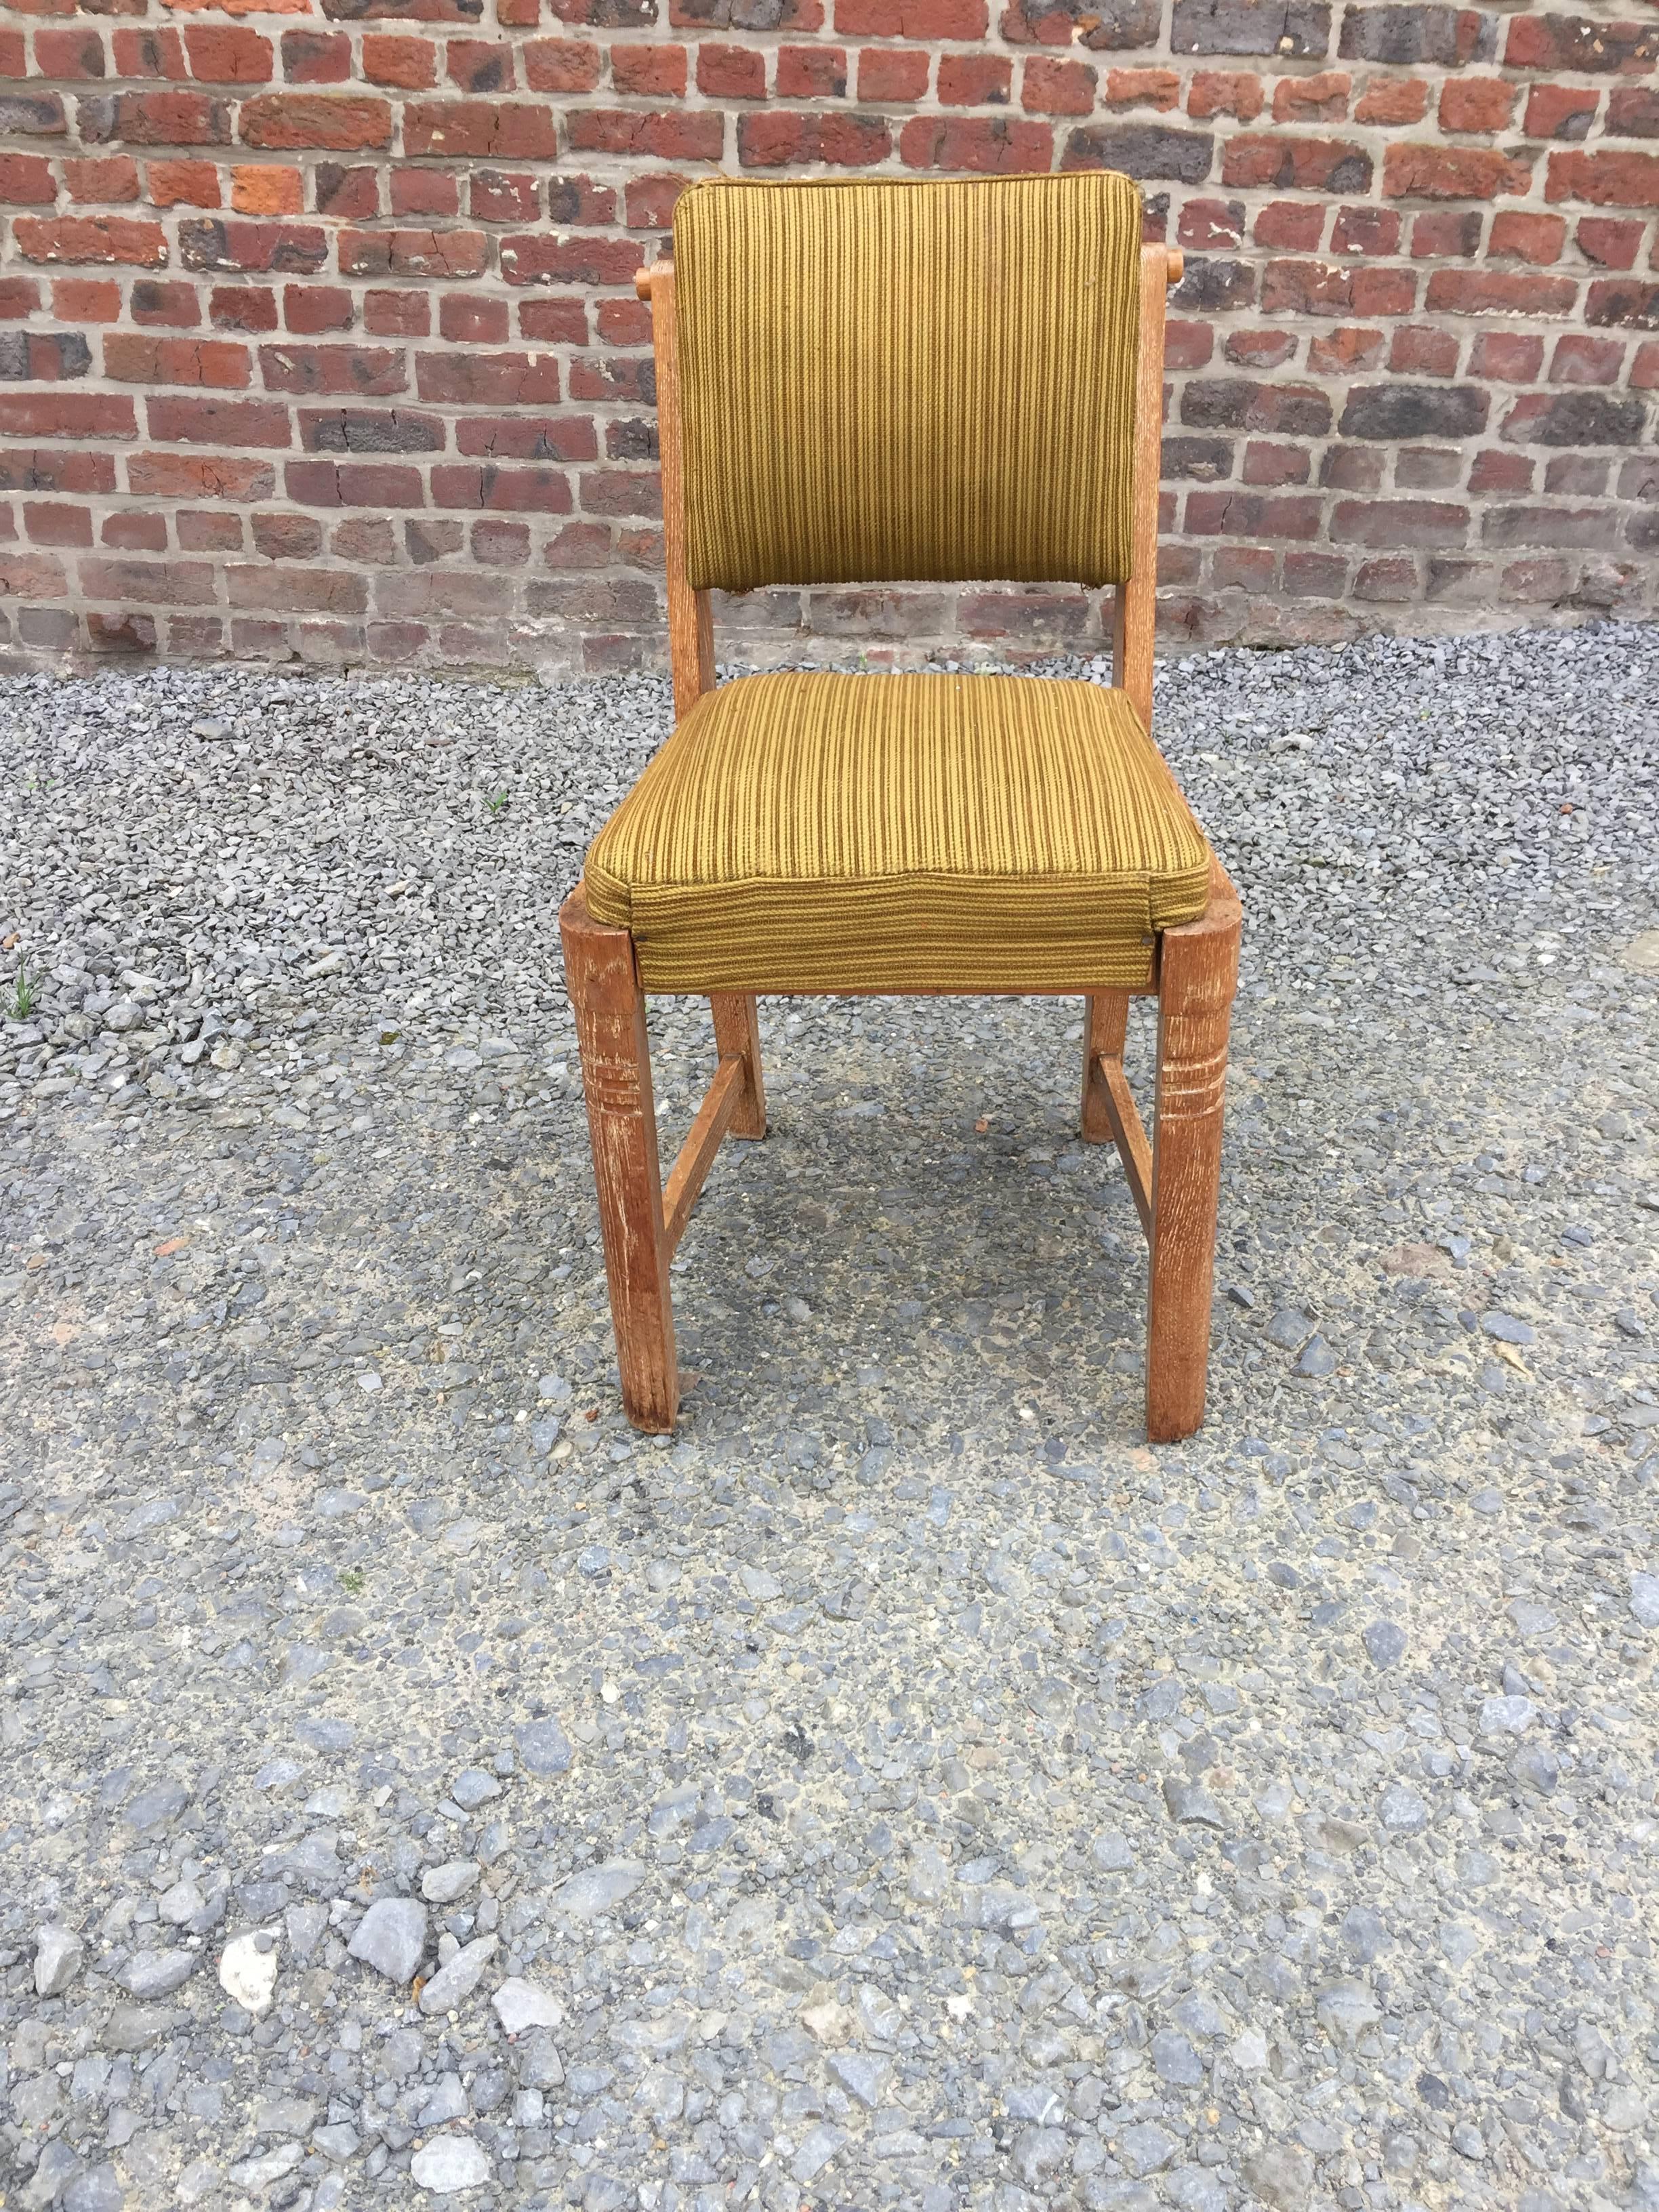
[{"xmin": 2, "ymin": 0, "xmax": 1656, "ymax": 676}]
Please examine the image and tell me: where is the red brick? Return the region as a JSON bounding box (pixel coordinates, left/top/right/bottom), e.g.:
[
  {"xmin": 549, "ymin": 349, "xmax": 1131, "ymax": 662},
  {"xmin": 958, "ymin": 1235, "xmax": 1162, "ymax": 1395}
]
[
  {"xmin": 455, "ymin": 413, "xmax": 596, "ymax": 459},
  {"xmin": 1389, "ymin": 323, "xmax": 1460, "ymax": 375},
  {"xmin": 1426, "ymin": 268, "xmax": 1576, "ymax": 316},
  {"xmin": 1187, "ymin": 72, "xmax": 1263, "ymax": 123},
  {"xmin": 364, "ymin": 289, "xmax": 431, "ymax": 336},
  {"xmin": 1549, "ymin": 333, "xmax": 1624, "ymax": 384},
  {"xmin": 286, "ymin": 459, "xmax": 426, "ymax": 507},
  {"xmin": 24, "ymin": 502, "xmax": 94, "ymax": 547},
  {"xmin": 1468, "ymin": 332, "xmax": 1543, "ymax": 380},
  {"xmin": 146, "ymin": 394, "xmax": 291, "ymax": 445},
  {"xmin": 239, "ymin": 95, "xmax": 392, "ymax": 151},
  {"xmin": 14, "ymin": 215, "xmax": 167, "ymax": 266},
  {"xmin": 0, "ymin": 276, "xmax": 44, "ymax": 319},
  {"xmin": 1503, "ymin": 14, "xmax": 1656, "ymax": 73},
  {"xmin": 1331, "ymin": 205, "xmax": 1399, "ymax": 255},
  {"xmin": 472, "ymin": 518, "xmax": 531, "ymax": 565},
  {"xmin": 363, "ymin": 35, "xmax": 438, "ymax": 90},
  {"xmin": 1354, "ymin": 75, "xmax": 1428, "ymax": 126},
  {"xmin": 1163, "ymin": 319, "xmax": 1214, "ymax": 368},
  {"xmin": 1261, "ymin": 260, "xmax": 1415, "ymax": 316},
  {"xmin": 1410, "ymin": 209, "xmax": 1483, "ymax": 258},
  {"xmin": 1546, "ymin": 150, "xmax": 1659, "ymax": 209},
  {"xmin": 594, "ymin": 298, "xmax": 649, "ymax": 345},
  {"xmin": 226, "ymin": 564, "xmax": 366, "ymax": 613},
  {"xmin": 1576, "ymin": 216, "xmax": 1644, "ymax": 270},
  {"xmin": 613, "ymin": 43, "xmax": 688, "ymax": 96},
  {"xmin": 898, "ymin": 115, "xmax": 1050, "ymax": 171},
  {"xmin": 209, "ymin": 285, "xmax": 279, "ymax": 333},
  {"xmin": 54, "ymin": 276, "xmax": 119, "ymax": 321},
  {"xmin": 835, "ymin": 0, "xmax": 988, "ymax": 33},
  {"xmin": 1468, "ymin": 448, "xmax": 1532, "ymax": 493},
  {"xmin": 440, "ymin": 292, "xmax": 509, "ymax": 344},
  {"xmin": 569, "ymin": 106, "xmax": 724, "ymax": 164},
  {"xmin": 1524, "ymin": 84, "xmax": 1598, "ymax": 140},
  {"xmin": 0, "ymin": 155, "xmax": 57, "ymax": 205},
  {"xmin": 252, "ymin": 510, "xmax": 323, "ymax": 560},
  {"xmin": 1283, "ymin": 550, "xmax": 1348, "ymax": 597},
  {"xmin": 498, "ymin": 233, "xmax": 640, "ymax": 285},
  {"xmin": 132, "ymin": 277, "xmax": 203, "ymax": 327},
  {"xmin": 88, "ymin": 91, "xmax": 230, "ymax": 146},
  {"xmin": 621, "ymin": 173, "xmax": 682, "ymax": 227},
  {"xmin": 283, "ymin": 283, "xmax": 353, "ymax": 333},
  {"xmin": 260, "ymin": 343, "xmax": 405, "ymax": 397},
  {"xmin": 1309, "ymin": 325, "xmax": 1385, "ymax": 372},
  {"xmin": 699, "ymin": 43, "xmax": 768, "ymax": 98},
  {"xmin": 1586, "ymin": 279, "xmax": 1659, "ymax": 327},
  {"xmin": 1021, "ymin": 57, "xmax": 1089, "ymax": 114},
  {"xmin": 1103, "ymin": 67, "xmax": 1178, "ymax": 111},
  {"xmin": 1437, "ymin": 77, "xmax": 1514, "ymax": 134},
  {"xmin": 1272, "ymin": 73, "xmax": 1349, "ymax": 125},
  {"xmin": 0, "ymin": 449, "xmax": 117, "ymax": 495},
  {"xmin": 102, "ymin": 511, "xmax": 168, "ymax": 551},
  {"xmin": 430, "ymin": 464, "xmax": 573, "ymax": 512},
  {"xmin": 1331, "ymin": 498, "xmax": 1467, "ymax": 548},
  {"xmin": 314, "ymin": 164, "xmax": 379, "ymax": 219},
  {"xmin": 390, "ymin": 167, "xmax": 461, "ymax": 217},
  {"xmin": 340, "ymin": 228, "xmax": 488, "ymax": 279},
  {"xmin": 1224, "ymin": 328, "xmax": 1296, "ymax": 367},
  {"xmin": 522, "ymin": 298, "xmax": 589, "ymax": 342},
  {"xmin": 408, "ymin": 100, "xmax": 559, "ymax": 160},
  {"xmin": 1223, "ymin": 137, "xmax": 1373, "ymax": 194},
  {"xmin": 281, "ymin": 30, "xmax": 350, "ymax": 84},
  {"xmin": 180, "ymin": 219, "xmax": 327, "ymax": 275},
  {"xmin": 127, "ymin": 452, "xmax": 274, "ymax": 501},
  {"xmin": 1185, "ymin": 491, "xmax": 1320, "ymax": 539},
  {"xmin": 1384, "ymin": 144, "xmax": 1531, "ymax": 201},
  {"xmin": 186, "ymin": 24, "xmax": 273, "ymax": 82},
  {"xmin": 1488, "ymin": 211, "xmax": 1567, "ymax": 265},
  {"xmin": 147, "ymin": 158, "xmax": 221, "ymax": 207},
  {"xmin": 415, "ymin": 351, "xmax": 562, "ymax": 404},
  {"xmin": 232, "ymin": 166, "xmax": 303, "ymax": 217},
  {"xmin": 1241, "ymin": 441, "xmax": 1309, "ymax": 486},
  {"xmin": 448, "ymin": 37, "xmax": 517, "ymax": 91},
  {"xmin": 523, "ymin": 39, "xmax": 600, "ymax": 93},
  {"xmin": 111, "ymin": 29, "xmax": 186, "ymax": 83},
  {"xmin": 743, "ymin": 111, "xmax": 891, "ymax": 167},
  {"xmin": 34, "ymin": 28, "xmax": 106, "ymax": 79},
  {"xmin": 79, "ymin": 556, "xmax": 217, "ymax": 605},
  {"xmin": 65, "ymin": 155, "xmax": 139, "ymax": 203},
  {"xmin": 1607, "ymin": 88, "xmax": 1659, "ymax": 138},
  {"xmin": 471, "ymin": 169, "xmax": 539, "ymax": 222},
  {"xmin": 106, "ymin": 333, "xmax": 249, "ymax": 386},
  {"xmin": 1253, "ymin": 201, "xmax": 1326, "ymax": 249},
  {"xmin": 0, "ymin": 90, "xmax": 64, "ymax": 136}
]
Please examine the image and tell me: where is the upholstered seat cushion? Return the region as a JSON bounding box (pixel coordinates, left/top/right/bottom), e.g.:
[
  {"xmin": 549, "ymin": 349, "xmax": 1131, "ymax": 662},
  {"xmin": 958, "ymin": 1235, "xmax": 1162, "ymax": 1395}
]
[{"xmin": 583, "ymin": 671, "xmax": 1212, "ymax": 995}]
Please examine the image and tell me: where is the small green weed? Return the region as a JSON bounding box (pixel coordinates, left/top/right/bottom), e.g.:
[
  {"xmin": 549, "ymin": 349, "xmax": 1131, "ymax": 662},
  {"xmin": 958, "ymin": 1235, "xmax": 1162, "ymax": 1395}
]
[
  {"xmin": 486, "ymin": 790, "xmax": 510, "ymax": 817},
  {"xmin": 339, "ymin": 1568, "xmax": 365, "ymax": 1595},
  {"xmin": 8, "ymin": 962, "xmax": 37, "ymax": 1023}
]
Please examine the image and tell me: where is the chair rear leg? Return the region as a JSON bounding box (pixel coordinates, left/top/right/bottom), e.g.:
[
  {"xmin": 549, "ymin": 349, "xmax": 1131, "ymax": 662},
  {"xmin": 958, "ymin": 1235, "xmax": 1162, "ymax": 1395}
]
[
  {"xmin": 559, "ymin": 888, "xmax": 678, "ymax": 1433},
  {"xmin": 1081, "ymin": 991, "xmax": 1130, "ymax": 1144},
  {"xmin": 1146, "ymin": 888, "xmax": 1241, "ymax": 1444},
  {"xmin": 710, "ymin": 992, "xmax": 767, "ymax": 1140}
]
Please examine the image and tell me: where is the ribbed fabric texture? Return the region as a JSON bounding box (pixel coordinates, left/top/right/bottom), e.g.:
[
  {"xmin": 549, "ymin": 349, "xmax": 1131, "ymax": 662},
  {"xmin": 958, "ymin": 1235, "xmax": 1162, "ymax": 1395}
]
[
  {"xmin": 672, "ymin": 172, "xmax": 1143, "ymax": 594},
  {"xmin": 584, "ymin": 672, "xmax": 1212, "ymax": 994}
]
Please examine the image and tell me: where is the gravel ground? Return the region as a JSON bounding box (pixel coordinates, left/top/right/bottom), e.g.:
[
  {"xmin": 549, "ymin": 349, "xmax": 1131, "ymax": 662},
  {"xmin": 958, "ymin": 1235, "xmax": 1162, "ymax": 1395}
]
[{"xmin": 2, "ymin": 623, "xmax": 1658, "ymax": 2212}]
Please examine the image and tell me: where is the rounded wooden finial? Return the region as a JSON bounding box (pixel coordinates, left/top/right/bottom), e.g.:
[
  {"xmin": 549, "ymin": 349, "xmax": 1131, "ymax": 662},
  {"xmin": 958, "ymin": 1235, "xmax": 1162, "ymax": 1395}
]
[
  {"xmin": 1166, "ymin": 248, "xmax": 1185, "ymax": 286},
  {"xmin": 634, "ymin": 268, "xmax": 653, "ymax": 300}
]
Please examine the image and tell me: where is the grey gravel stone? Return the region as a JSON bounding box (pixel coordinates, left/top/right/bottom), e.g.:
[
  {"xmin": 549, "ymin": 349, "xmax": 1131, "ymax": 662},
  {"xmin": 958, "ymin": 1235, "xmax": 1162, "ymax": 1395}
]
[
  {"xmin": 550, "ymin": 1858, "xmax": 645, "ymax": 1921},
  {"xmin": 1362, "ymin": 1618, "xmax": 1408, "ymax": 1669},
  {"xmin": 346, "ymin": 1896, "xmax": 428, "ymax": 1984},
  {"xmin": 417, "ymin": 1931, "xmax": 498, "ymax": 2015},
  {"xmin": 410, "ymin": 2136, "xmax": 491, "ymax": 2193},
  {"xmin": 33, "ymin": 1924, "xmax": 83, "ymax": 1998},
  {"xmin": 514, "ymin": 1715, "xmax": 573, "ymax": 1776}
]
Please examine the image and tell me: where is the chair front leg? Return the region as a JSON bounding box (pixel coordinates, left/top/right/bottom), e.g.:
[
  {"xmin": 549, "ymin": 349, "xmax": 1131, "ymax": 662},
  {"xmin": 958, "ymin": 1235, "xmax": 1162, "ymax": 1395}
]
[
  {"xmin": 559, "ymin": 887, "xmax": 678, "ymax": 1433},
  {"xmin": 1147, "ymin": 882, "xmax": 1242, "ymax": 1444}
]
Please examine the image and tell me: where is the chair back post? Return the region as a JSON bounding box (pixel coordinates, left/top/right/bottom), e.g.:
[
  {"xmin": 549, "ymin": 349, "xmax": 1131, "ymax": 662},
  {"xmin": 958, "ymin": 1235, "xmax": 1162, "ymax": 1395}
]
[
  {"xmin": 1113, "ymin": 244, "xmax": 1183, "ymax": 737},
  {"xmin": 637, "ymin": 260, "xmax": 714, "ymax": 720}
]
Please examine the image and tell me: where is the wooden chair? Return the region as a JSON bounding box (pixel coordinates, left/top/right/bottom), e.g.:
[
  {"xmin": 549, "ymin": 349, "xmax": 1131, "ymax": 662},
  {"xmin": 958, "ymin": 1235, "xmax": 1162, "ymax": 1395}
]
[{"xmin": 559, "ymin": 172, "xmax": 1242, "ymax": 1445}]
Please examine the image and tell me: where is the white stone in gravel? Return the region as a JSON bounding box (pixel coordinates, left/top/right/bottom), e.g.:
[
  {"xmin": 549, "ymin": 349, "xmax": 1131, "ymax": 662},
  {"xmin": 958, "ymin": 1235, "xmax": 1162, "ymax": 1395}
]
[
  {"xmin": 418, "ymin": 1933, "xmax": 497, "ymax": 2015},
  {"xmin": 493, "ymin": 1978, "xmax": 564, "ymax": 2036},
  {"xmin": 219, "ymin": 1930, "xmax": 279, "ymax": 2015},
  {"xmin": 1379, "ymin": 1784, "xmax": 1429, "ymax": 1833},
  {"xmin": 1631, "ymin": 1574, "xmax": 1659, "ymax": 1629},
  {"xmin": 1316, "ymin": 1981, "xmax": 1380, "ymax": 2042},
  {"xmin": 228, "ymin": 2144, "xmax": 303, "ymax": 2190},
  {"xmin": 421, "ymin": 1860, "xmax": 480, "ymax": 1904},
  {"xmin": 550, "ymin": 1859, "xmax": 644, "ymax": 1921},
  {"xmin": 790, "ymin": 2125, "xmax": 844, "ymax": 2187},
  {"xmin": 411, "ymin": 2137, "xmax": 490, "ymax": 2194},
  {"xmin": 1231, "ymin": 2028, "xmax": 1269, "ymax": 2070},
  {"xmin": 348, "ymin": 1897, "xmax": 428, "ymax": 1984},
  {"xmin": 1479, "ymin": 1694, "xmax": 1536, "ymax": 1735},
  {"xmin": 451, "ymin": 1767, "xmax": 499, "ymax": 1808},
  {"xmin": 35, "ymin": 1925, "xmax": 83, "ymax": 1998},
  {"xmin": 739, "ymin": 1565, "xmax": 781, "ymax": 1601}
]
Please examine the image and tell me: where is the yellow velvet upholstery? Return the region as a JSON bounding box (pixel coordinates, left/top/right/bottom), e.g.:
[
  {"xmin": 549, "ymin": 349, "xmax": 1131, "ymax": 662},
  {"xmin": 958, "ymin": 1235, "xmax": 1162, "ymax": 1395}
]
[
  {"xmin": 672, "ymin": 172, "xmax": 1143, "ymax": 594},
  {"xmin": 583, "ymin": 672, "xmax": 1212, "ymax": 995}
]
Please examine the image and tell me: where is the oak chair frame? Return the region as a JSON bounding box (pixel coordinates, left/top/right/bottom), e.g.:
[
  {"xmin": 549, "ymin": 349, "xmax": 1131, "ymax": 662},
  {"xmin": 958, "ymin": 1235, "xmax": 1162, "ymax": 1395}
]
[{"xmin": 558, "ymin": 237, "xmax": 1242, "ymax": 1445}]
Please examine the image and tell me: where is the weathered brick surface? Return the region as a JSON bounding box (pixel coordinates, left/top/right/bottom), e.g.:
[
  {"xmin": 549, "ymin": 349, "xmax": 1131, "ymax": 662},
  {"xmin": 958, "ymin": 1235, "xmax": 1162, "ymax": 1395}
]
[{"xmin": 2, "ymin": 0, "xmax": 1655, "ymax": 672}]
